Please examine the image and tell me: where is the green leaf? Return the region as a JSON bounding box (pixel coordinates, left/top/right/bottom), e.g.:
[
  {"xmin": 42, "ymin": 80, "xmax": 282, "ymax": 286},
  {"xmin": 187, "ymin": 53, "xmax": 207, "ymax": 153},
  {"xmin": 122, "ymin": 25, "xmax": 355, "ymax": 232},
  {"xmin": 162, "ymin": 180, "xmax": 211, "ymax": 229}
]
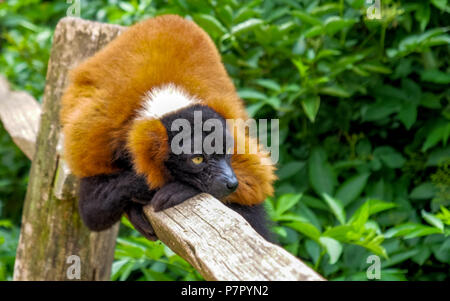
[
  {"xmin": 390, "ymin": 27, "xmax": 450, "ymax": 57},
  {"xmin": 0, "ymin": 220, "xmax": 13, "ymax": 228},
  {"xmin": 319, "ymin": 236, "xmax": 343, "ymax": 264},
  {"xmin": 335, "ymin": 173, "xmax": 370, "ymax": 206},
  {"xmin": 397, "ymin": 102, "xmax": 417, "ymax": 130},
  {"xmin": 254, "ymin": 79, "xmax": 281, "ymax": 91},
  {"xmin": 321, "ymin": 193, "xmax": 346, "ymax": 224},
  {"xmin": 315, "ymin": 49, "xmax": 341, "ymax": 61},
  {"xmin": 324, "ymin": 16, "xmax": 356, "ymax": 36},
  {"xmin": 421, "ymin": 210, "xmax": 444, "ymax": 231},
  {"xmin": 322, "ymin": 225, "xmax": 354, "ymax": 241},
  {"xmin": 238, "ymin": 89, "xmax": 267, "ymax": 101},
  {"xmin": 301, "ymin": 195, "xmax": 330, "ymax": 211},
  {"xmin": 292, "ymin": 58, "xmax": 309, "ymax": 78},
  {"xmin": 305, "ymin": 239, "xmax": 321, "ymax": 264},
  {"xmin": 359, "ymin": 63, "xmax": 392, "ymax": 74},
  {"xmin": 412, "ymin": 247, "xmax": 432, "ymax": 265},
  {"xmin": 382, "ymin": 250, "xmax": 420, "ymax": 268},
  {"xmin": 426, "ymin": 146, "xmax": 450, "ymax": 166},
  {"xmin": 141, "ymin": 268, "xmax": 174, "ymax": 281},
  {"xmin": 364, "ymin": 199, "xmax": 397, "ymax": 215},
  {"xmin": 286, "ymin": 221, "xmax": 321, "ymax": 241},
  {"xmin": 308, "ymin": 148, "xmax": 336, "ymax": 196},
  {"xmin": 422, "ymin": 122, "xmax": 450, "ymax": 151},
  {"xmin": 318, "ymin": 85, "xmax": 351, "ymax": 98},
  {"xmin": 193, "ymin": 14, "xmax": 227, "ymax": 37},
  {"xmin": 216, "ymin": 5, "xmax": 233, "ymax": 27},
  {"xmin": 410, "ymin": 182, "xmax": 436, "ymax": 200},
  {"xmin": 118, "ymin": 2, "xmax": 135, "ymax": 12},
  {"xmin": 277, "ymin": 161, "xmax": 305, "ymax": 180},
  {"xmin": 111, "ymin": 259, "xmax": 131, "ymax": 281},
  {"xmin": 436, "ymin": 206, "xmax": 450, "ymax": 225},
  {"xmin": 373, "ymin": 146, "xmax": 406, "ymax": 169},
  {"xmin": 246, "ymin": 102, "xmax": 265, "ymax": 117},
  {"xmin": 301, "ymin": 95, "xmax": 320, "ymax": 122},
  {"xmin": 349, "ymin": 201, "xmax": 370, "ymax": 229},
  {"xmin": 415, "ymin": 3, "xmax": 430, "ymax": 31},
  {"xmin": 362, "ymin": 101, "xmax": 401, "ymax": 122},
  {"xmin": 291, "ymin": 10, "xmax": 323, "ymax": 26},
  {"xmin": 275, "ymin": 193, "xmax": 302, "ymax": 216},
  {"xmin": 264, "ymin": 96, "xmax": 281, "ymax": 109},
  {"xmin": 420, "ymin": 92, "xmax": 442, "ymax": 109},
  {"xmin": 231, "ymin": 19, "xmax": 264, "ymax": 35},
  {"xmin": 431, "ymin": 0, "xmax": 448, "ymax": 10},
  {"xmin": 275, "ymin": 213, "xmax": 308, "ymax": 223},
  {"xmin": 421, "ymin": 69, "xmax": 450, "ymax": 84},
  {"xmin": 384, "ymin": 223, "xmax": 443, "ymax": 239},
  {"xmin": 311, "ymin": 3, "xmax": 341, "ymax": 15}
]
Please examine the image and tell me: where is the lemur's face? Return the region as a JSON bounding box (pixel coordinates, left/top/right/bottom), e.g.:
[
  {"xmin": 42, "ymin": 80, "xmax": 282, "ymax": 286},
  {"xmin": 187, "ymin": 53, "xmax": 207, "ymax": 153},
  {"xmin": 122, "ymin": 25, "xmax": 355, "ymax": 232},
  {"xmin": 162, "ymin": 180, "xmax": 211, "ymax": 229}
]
[
  {"xmin": 161, "ymin": 105, "xmax": 238, "ymax": 200},
  {"xmin": 165, "ymin": 152, "xmax": 238, "ymax": 200}
]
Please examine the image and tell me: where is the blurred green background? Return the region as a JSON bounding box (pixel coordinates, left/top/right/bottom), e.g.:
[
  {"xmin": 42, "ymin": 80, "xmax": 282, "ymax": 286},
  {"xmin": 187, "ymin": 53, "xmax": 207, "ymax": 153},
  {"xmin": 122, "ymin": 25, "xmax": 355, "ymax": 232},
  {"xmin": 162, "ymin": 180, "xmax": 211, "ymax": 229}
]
[{"xmin": 0, "ymin": 0, "xmax": 449, "ymax": 281}]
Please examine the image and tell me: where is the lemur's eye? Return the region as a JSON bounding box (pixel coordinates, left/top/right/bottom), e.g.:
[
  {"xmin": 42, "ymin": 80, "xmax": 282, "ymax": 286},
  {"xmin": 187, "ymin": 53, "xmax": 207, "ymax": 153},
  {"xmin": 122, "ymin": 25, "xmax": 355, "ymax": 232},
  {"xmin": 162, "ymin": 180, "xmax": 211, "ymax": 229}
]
[{"xmin": 191, "ymin": 156, "xmax": 204, "ymax": 164}]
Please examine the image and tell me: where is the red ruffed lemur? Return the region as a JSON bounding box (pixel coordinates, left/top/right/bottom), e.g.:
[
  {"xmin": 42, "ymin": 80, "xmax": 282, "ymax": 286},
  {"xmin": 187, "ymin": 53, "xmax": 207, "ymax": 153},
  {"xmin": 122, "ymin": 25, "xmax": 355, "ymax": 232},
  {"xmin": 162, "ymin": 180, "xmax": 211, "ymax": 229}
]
[{"xmin": 60, "ymin": 15, "xmax": 277, "ymax": 242}]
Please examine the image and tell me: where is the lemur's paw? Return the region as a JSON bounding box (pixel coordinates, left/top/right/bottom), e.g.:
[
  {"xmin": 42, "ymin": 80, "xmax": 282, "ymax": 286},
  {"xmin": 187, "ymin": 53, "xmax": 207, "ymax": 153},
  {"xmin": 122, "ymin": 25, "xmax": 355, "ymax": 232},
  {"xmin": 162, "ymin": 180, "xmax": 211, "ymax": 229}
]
[
  {"xmin": 151, "ymin": 182, "xmax": 199, "ymax": 212},
  {"xmin": 124, "ymin": 171, "xmax": 155, "ymax": 204},
  {"xmin": 125, "ymin": 203, "xmax": 157, "ymax": 241}
]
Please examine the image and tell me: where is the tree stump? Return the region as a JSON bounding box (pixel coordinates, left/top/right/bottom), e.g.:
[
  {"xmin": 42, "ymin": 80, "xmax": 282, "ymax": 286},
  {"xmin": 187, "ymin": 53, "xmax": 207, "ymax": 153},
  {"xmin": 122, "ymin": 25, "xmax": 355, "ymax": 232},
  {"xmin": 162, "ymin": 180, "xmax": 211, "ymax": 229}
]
[{"xmin": 13, "ymin": 17, "xmax": 124, "ymax": 281}]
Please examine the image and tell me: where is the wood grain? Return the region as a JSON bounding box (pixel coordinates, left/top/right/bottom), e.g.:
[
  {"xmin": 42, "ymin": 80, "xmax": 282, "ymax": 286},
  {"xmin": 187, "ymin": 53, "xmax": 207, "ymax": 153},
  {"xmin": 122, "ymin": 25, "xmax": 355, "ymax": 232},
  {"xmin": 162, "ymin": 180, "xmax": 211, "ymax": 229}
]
[
  {"xmin": 13, "ymin": 17, "xmax": 124, "ymax": 281},
  {"xmin": 145, "ymin": 194, "xmax": 324, "ymax": 281},
  {"xmin": 0, "ymin": 76, "xmax": 41, "ymax": 159}
]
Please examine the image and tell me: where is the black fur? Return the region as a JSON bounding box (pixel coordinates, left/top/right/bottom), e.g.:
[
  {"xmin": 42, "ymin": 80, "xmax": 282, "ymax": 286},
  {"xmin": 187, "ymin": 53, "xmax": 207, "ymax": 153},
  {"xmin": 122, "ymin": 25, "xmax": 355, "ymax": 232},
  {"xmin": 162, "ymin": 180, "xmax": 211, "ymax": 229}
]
[
  {"xmin": 151, "ymin": 181, "xmax": 200, "ymax": 212},
  {"xmin": 78, "ymin": 171, "xmax": 154, "ymax": 233},
  {"xmin": 124, "ymin": 202, "xmax": 156, "ymax": 240},
  {"xmin": 78, "ymin": 106, "xmax": 275, "ymax": 242}
]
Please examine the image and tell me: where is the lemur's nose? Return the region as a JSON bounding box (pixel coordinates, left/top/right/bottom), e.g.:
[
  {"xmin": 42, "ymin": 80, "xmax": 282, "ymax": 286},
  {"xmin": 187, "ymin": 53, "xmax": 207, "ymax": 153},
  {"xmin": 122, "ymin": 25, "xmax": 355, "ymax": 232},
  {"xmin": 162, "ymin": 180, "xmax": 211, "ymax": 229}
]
[{"xmin": 226, "ymin": 177, "xmax": 239, "ymax": 192}]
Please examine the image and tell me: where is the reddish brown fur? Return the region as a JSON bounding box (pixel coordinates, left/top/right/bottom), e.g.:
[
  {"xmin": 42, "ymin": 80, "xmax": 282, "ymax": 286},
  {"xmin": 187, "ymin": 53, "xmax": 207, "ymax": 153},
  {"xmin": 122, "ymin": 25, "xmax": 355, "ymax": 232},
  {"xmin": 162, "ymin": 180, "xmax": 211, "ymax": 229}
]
[
  {"xmin": 127, "ymin": 119, "xmax": 171, "ymax": 189},
  {"xmin": 226, "ymin": 135, "xmax": 277, "ymax": 206},
  {"xmin": 60, "ymin": 15, "xmax": 276, "ymax": 205}
]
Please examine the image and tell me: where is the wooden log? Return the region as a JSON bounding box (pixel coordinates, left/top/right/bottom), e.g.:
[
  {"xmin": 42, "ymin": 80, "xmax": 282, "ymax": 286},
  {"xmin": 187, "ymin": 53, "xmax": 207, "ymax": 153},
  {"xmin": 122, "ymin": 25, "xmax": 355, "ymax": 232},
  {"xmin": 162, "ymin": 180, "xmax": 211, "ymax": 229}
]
[
  {"xmin": 13, "ymin": 17, "xmax": 124, "ymax": 281},
  {"xmin": 145, "ymin": 194, "xmax": 324, "ymax": 281},
  {"xmin": 0, "ymin": 76, "xmax": 41, "ymax": 160}
]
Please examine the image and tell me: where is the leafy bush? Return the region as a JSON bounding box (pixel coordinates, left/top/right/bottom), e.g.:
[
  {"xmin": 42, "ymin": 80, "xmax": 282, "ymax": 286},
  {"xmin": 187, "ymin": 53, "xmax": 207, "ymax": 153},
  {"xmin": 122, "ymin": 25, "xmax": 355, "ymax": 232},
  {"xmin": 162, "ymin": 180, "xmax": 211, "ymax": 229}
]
[{"xmin": 0, "ymin": 0, "xmax": 449, "ymax": 281}]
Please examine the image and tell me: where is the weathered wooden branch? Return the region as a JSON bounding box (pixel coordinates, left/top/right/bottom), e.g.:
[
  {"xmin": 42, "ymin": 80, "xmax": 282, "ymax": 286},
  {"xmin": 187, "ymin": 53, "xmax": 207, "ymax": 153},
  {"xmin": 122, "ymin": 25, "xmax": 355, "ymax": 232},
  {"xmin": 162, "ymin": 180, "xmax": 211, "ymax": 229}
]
[
  {"xmin": 1, "ymin": 17, "xmax": 324, "ymax": 281},
  {"xmin": 145, "ymin": 195, "xmax": 324, "ymax": 280},
  {"xmin": 0, "ymin": 76, "xmax": 41, "ymax": 160}
]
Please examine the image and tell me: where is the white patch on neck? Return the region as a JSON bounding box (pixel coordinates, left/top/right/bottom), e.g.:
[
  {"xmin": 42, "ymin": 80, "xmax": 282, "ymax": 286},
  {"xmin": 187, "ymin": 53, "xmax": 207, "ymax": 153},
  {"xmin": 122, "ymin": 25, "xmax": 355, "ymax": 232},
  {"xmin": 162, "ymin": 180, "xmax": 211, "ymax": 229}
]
[{"xmin": 137, "ymin": 84, "xmax": 200, "ymax": 120}]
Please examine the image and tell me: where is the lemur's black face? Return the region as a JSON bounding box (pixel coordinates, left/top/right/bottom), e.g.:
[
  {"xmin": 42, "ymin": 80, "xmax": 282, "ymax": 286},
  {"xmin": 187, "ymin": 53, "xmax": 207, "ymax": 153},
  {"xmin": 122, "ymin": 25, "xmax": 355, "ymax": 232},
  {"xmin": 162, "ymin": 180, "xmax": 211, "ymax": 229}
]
[{"xmin": 161, "ymin": 105, "xmax": 238, "ymax": 200}]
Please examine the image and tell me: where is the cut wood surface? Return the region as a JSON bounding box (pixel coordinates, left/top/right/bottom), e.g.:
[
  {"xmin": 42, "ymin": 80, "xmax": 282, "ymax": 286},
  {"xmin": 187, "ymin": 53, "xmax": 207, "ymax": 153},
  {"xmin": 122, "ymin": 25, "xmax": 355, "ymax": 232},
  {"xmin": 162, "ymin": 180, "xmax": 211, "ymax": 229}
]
[
  {"xmin": 3, "ymin": 17, "xmax": 325, "ymax": 281},
  {"xmin": 0, "ymin": 76, "xmax": 41, "ymax": 159}
]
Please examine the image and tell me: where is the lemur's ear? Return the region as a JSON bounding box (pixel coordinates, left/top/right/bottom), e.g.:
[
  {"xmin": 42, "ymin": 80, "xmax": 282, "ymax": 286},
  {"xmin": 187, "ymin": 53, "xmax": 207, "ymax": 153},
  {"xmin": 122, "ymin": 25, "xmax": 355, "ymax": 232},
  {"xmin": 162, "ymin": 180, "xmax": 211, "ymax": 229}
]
[{"xmin": 127, "ymin": 119, "xmax": 171, "ymax": 189}]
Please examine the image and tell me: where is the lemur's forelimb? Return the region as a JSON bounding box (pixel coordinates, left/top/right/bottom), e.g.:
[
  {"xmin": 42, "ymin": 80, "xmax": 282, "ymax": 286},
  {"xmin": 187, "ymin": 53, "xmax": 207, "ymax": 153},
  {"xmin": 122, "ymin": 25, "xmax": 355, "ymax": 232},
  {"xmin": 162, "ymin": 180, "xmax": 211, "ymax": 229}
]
[{"xmin": 78, "ymin": 171, "xmax": 154, "ymax": 232}]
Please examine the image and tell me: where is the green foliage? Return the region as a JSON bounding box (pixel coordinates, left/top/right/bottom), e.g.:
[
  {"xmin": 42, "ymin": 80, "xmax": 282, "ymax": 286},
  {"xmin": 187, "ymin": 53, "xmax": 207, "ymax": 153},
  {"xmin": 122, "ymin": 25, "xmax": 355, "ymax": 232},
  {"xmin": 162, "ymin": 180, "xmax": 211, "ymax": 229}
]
[
  {"xmin": 0, "ymin": 0, "xmax": 449, "ymax": 281},
  {"xmin": 0, "ymin": 221, "xmax": 19, "ymax": 281},
  {"xmin": 112, "ymin": 217, "xmax": 202, "ymax": 281}
]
